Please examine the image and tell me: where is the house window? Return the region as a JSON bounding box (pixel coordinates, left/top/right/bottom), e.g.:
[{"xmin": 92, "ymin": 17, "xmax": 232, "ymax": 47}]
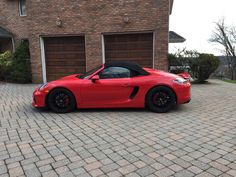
[{"xmin": 19, "ymin": 0, "xmax": 26, "ymax": 16}]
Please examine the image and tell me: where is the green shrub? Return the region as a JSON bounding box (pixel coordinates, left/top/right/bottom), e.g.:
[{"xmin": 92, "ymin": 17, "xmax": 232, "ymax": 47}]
[
  {"xmin": 189, "ymin": 53, "xmax": 220, "ymax": 82},
  {"xmin": 0, "ymin": 51, "xmax": 12, "ymax": 81},
  {"xmin": 9, "ymin": 41, "xmax": 32, "ymax": 83},
  {"xmin": 0, "ymin": 41, "xmax": 32, "ymax": 83},
  {"xmin": 168, "ymin": 49, "xmax": 198, "ymax": 74}
]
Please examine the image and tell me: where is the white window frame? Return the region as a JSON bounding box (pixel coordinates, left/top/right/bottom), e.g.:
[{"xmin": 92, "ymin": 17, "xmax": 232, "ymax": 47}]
[
  {"xmin": 19, "ymin": 0, "xmax": 27, "ymax": 17},
  {"xmin": 40, "ymin": 37, "xmax": 47, "ymax": 83}
]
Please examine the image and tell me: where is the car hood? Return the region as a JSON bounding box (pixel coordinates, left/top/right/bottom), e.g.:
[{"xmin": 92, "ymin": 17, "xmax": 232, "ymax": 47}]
[
  {"xmin": 46, "ymin": 74, "xmax": 82, "ymax": 86},
  {"xmin": 58, "ymin": 74, "xmax": 81, "ymax": 80}
]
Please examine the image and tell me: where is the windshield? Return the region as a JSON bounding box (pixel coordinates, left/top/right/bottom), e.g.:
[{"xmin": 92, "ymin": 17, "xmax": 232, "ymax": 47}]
[{"xmin": 78, "ymin": 65, "xmax": 102, "ymax": 79}]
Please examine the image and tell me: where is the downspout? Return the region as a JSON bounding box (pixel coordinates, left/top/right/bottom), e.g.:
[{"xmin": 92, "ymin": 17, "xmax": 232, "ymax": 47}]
[{"xmin": 11, "ymin": 37, "xmax": 15, "ymax": 53}]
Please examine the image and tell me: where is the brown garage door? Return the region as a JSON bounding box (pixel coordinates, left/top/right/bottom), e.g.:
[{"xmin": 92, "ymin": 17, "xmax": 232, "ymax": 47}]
[
  {"xmin": 104, "ymin": 33, "xmax": 153, "ymax": 68},
  {"xmin": 44, "ymin": 36, "xmax": 86, "ymax": 81}
]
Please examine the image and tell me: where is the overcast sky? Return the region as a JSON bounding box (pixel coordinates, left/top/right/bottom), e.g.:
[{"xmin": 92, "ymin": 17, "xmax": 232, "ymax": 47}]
[{"xmin": 169, "ymin": 0, "xmax": 236, "ymax": 56}]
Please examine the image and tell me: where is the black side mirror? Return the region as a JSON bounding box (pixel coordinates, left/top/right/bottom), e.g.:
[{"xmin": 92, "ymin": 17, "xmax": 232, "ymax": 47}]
[{"xmin": 91, "ymin": 75, "xmax": 99, "ymax": 83}]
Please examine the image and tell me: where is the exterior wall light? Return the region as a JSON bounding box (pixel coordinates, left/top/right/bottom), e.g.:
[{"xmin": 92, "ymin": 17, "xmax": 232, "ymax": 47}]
[
  {"xmin": 123, "ymin": 14, "xmax": 130, "ymax": 24},
  {"xmin": 56, "ymin": 16, "xmax": 62, "ymax": 27}
]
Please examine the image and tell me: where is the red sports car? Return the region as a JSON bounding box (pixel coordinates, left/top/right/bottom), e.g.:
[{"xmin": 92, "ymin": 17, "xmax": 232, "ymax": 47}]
[{"xmin": 33, "ymin": 61, "xmax": 191, "ymax": 113}]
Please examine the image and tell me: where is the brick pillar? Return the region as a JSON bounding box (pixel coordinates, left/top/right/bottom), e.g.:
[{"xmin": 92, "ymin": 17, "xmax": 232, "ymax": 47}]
[
  {"xmin": 85, "ymin": 33, "xmax": 103, "ymax": 71},
  {"xmin": 29, "ymin": 35, "xmax": 43, "ymax": 83}
]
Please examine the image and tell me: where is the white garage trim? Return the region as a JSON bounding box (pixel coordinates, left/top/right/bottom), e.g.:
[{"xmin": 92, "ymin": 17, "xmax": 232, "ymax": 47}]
[
  {"xmin": 101, "ymin": 35, "xmax": 105, "ymax": 64},
  {"xmin": 40, "ymin": 37, "xmax": 47, "ymax": 83},
  {"xmin": 153, "ymin": 32, "xmax": 155, "ymax": 69}
]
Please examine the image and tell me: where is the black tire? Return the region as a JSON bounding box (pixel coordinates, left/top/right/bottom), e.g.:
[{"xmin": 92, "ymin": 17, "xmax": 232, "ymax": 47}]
[
  {"xmin": 146, "ymin": 86, "xmax": 176, "ymax": 113},
  {"xmin": 47, "ymin": 88, "xmax": 76, "ymax": 113}
]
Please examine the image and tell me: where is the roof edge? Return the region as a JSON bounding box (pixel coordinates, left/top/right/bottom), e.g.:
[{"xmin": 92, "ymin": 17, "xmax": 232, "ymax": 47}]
[
  {"xmin": 169, "ymin": 0, "xmax": 174, "ymax": 15},
  {"xmin": 169, "ymin": 31, "xmax": 186, "ymax": 43},
  {"xmin": 0, "ymin": 27, "xmax": 13, "ymax": 38}
]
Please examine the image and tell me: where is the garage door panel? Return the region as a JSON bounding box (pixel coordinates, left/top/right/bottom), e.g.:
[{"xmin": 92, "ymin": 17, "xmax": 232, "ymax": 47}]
[
  {"xmin": 106, "ymin": 42, "xmax": 153, "ymax": 51},
  {"xmin": 46, "ymin": 67, "xmax": 85, "ymax": 75},
  {"xmin": 46, "ymin": 53, "xmax": 86, "ymax": 60},
  {"xmin": 45, "ymin": 45, "xmax": 85, "ymax": 52},
  {"xmin": 46, "ymin": 67, "xmax": 84, "ymax": 74},
  {"xmin": 105, "ymin": 52, "xmax": 153, "ymax": 59},
  {"xmin": 46, "ymin": 61, "xmax": 86, "ymax": 67},
  {"xmin": 105, "ymin": 33, "xmax": 153, "ymax": 42},
  {"xmin": 104, "ymin": 59, "xmax": 152, "ymax": 68},
  {"xmin": 105, "ymin": 33, "xmax": 153, "ymax": 68},
  {"xmin": 44, "ymin": 36, "xmax": 86, "ymax": 81}
]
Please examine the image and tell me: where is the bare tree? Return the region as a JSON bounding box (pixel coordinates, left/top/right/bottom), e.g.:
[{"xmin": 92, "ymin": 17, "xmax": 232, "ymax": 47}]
[{"xmin": 210, "ymin": 19, "xmax": 236, "ymax": 80}]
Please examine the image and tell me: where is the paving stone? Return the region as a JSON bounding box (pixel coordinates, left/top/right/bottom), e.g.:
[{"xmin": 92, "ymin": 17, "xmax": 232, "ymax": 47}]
[
  {"xmin": 188, "ymin": 151, "xmax": 204, "ymax": 159},
  {"xmin": 25, "ymin": 168, "xmax": 41, "ymax": 177},
  {"xmin": 206, "ymin": 167, "xmax": 223, "ymax": 176},
  {"xmin": 51, "ymin": 159, "xmax": 70, "ymax": 169},
  {"xmin": 217, "ymin": 158, "xmax": 231, "ymax": 165},
  {"xmin": 169, "ymin": 164, "xmax": 183, "ymax": 172},
  {"xmin": 151, "ymin": 162, "xmax": 165, "ymax": 170},
  {"xmin": 195, "ymin": 172, "xmax": 215, "ymax": 177},
  {"xmin": 0, "ymin": 165, "xmax": 7, "ymax": 175},
  {"xmin": 205, "ymin": 152, "xmax": 221, "ymax": 160},
  {"xmin": 71, "ymin": 167, "xmax": 86, "ymax": 176},
  {"xmin": 8, "ymin": 166, "xmax": 24, "ymax": 177},
  {"xmin": 174, "ymin": 170, "xmax": 194, "ymax": 177},
  {"xmin": 136, "ymin": 166, "xmax": 156, "ymax": 177},
  {"xmin": 59, "ymin": 171, "xmax": 74, "ymax": 177},
  {"xmin": 228, "ymin": 162, "xmax": 236, "ymax": 170},
  {"xmin": 187, "ymin": 166, "xmax": 202, "ymax": 174},
  {"xmin": 100, "ymin": 163, "xmax": 120, "ymax": 173},
  {"xmin": 84, "ymin": 161, "xmax": 102, "ymax": 171},
  {"xmin": 88, "ymin": 169, "xmax": 104, "ymax": 177},
  {"xmin": 116, "ymin": 159, "xmax": 130, "ymax": 167},
  {"xmin": 106, "ymin": 171, "xmax": 122, "ymax": 177},
  {"xmin": 155, "ymin": 167, "xmax": 174, "ymax": 177},
  {"xmin": 118, "ymin": 164, "xmax": 137, "ymax": 175},
  {"xmin": 190, "ymin": 160, "xmax": 210, "ymax": 170},
  {"xmin": 134, "ymin": 161, "xmax": 147, "ymax": 168},
  {"xmin": 125, "ymin": 172, "xmax": 140, "ymax": 177},
  {"xmin": 100, "ymin": 158, "xmax": 113, "ymax": 165},
  {"xmin": 164, "ymin": 154, "xmax": 177, "ymax": 160},
  {"xmin": 227, "ymin": 170, "xmax": 236, "ymax": 177},
  {"xmin": 39, "ymin": 165, "xmax": 52, "ymax": 173},
  {"xmin": 173, "ymin": 158, "xmax": 191, "ymax": 168},
  {"xmin": 42, "ymin": 170, "xmax": 59, "ymax": 177}
]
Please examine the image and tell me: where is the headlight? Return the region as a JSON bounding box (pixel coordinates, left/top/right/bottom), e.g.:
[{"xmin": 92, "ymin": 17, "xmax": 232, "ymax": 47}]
[
  {"xmin": 173, "ymin": 77, "xmax": 187, "ymax": 84},
  {"xmin": 39, "ymin": 83, "xmax": 48, "ymax": 91}
]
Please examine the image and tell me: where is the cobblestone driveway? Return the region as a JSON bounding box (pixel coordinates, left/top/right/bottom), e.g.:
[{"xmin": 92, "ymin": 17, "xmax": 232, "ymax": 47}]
[{"xmin": 0, "ymin": 80, "xmax": 235, "ymax": 177}]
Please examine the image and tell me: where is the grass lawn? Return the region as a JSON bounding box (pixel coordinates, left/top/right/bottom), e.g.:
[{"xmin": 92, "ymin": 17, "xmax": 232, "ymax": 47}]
[{"xmin": 223, "ymin": 79, "xmax": 236, "ymax": 84}]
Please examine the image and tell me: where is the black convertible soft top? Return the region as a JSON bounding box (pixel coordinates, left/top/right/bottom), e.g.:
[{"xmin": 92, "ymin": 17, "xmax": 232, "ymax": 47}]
[{"xmin": 105, "ymin": 61, "xmax": 150, "ymax": 76}]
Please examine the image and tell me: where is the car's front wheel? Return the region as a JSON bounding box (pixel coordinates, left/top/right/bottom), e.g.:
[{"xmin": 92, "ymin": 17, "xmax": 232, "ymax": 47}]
[
  {"xmin": 146, "ymin": 86, "xmax": 176, "ymax": 113},
  {"xmin": 47, "ymin": 88, "xmax": 76, "ymax": 113}
]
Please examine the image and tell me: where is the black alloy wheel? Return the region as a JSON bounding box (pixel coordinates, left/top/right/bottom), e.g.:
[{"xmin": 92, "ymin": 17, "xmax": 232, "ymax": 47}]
[
  {"xmin": 146, "ymin": 86, "xmax": 176, "ymax": 113},
  {"xmin": 47, "ymin": 88, "xmax": 76, "ymax": 113}
]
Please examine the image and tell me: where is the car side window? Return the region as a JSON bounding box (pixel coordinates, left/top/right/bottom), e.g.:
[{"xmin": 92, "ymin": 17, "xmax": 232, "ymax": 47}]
[{"xmin": 99, "ymin": 67, "xmax": 131, "ymax": 79}]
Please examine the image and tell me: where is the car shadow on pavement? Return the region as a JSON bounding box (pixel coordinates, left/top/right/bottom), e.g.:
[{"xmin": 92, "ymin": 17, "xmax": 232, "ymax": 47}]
[
  {"xmin": 191, "ymin": 80, "xmax": 221, "ymax": 86},
  {"xmin": 32, "ymin": 107, "xmax": 149, "ymax": 113},
  {"xmin": 32, "ymin": 105, "xmax": 188, "ymax": 114}
]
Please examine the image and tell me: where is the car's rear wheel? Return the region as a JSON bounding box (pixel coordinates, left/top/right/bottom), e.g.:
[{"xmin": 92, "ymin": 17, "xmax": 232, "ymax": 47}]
[
  {"xmin": 146, "ymin": 86, "xmax": 176, "ymax": 113},
  {"xmin": 47, "ymin": 88, "xmax": 76, "ymax": 113}
]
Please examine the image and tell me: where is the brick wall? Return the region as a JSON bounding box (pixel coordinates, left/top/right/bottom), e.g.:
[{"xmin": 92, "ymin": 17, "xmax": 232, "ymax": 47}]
[
  {"xmin": 0, "ymin": 0, "xmax": 29, "ymax": 44},
  {"xmin": 1, "ymin": 0, "xmax": 170, "ymax": 83}
]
